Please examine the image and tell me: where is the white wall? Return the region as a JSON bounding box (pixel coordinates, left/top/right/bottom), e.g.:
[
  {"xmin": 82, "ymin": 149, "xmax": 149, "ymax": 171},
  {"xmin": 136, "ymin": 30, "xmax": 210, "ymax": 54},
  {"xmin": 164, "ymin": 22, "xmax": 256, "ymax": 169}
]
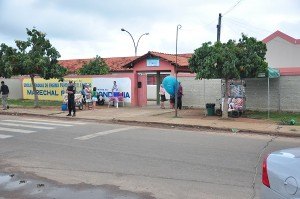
[
  {"xmin": 0, "ymin": 78, "xmax": 22, "ymax": 99},
  {"xmin": 266, "ymin": 38, "xmax": 300, "ymax": 68},
  {"xmin": 177, "ymin": 77, "xmax": 222, "ymax": 108},
  {"xmin": 147, "ymin": 85, "xmax": 170, "ymax": 100},
  {"xmin": 147, "ymin": 77, "xmax": 222, "ymax": 108}
]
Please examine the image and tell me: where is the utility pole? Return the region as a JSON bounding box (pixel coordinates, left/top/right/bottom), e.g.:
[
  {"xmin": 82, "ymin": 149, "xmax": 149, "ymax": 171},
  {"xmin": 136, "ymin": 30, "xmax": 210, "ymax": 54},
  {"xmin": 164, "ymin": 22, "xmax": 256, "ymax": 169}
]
[
  {"xmin": 175, "ymin": 24, "xmax": 182, "ymax": 118},
  {"xmin": 217, "ymin": 13, "xmax": 222, "ymax": 42}
]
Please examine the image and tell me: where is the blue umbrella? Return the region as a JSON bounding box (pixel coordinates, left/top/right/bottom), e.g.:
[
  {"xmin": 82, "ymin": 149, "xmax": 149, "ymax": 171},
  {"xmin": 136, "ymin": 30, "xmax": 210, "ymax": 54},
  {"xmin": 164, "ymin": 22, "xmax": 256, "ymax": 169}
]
[{"xmin": 162, "ymin": 76, "xmax": 179, "ymax": 96}]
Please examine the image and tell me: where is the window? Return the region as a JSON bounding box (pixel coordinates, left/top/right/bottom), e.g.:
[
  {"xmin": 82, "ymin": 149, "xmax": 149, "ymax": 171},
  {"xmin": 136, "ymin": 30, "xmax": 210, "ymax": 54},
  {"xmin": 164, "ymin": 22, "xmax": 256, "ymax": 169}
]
[{"xmin": 147, "ymin": 74, "xmax": 169, "ymax": 85}]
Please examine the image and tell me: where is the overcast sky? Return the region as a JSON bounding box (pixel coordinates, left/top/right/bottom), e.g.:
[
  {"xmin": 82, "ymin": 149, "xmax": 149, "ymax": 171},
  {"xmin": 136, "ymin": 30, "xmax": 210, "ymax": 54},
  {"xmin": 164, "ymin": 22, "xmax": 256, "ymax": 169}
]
[{"xmin": 0, "ymin": 0, "xmax": 299, "ymax": 60}]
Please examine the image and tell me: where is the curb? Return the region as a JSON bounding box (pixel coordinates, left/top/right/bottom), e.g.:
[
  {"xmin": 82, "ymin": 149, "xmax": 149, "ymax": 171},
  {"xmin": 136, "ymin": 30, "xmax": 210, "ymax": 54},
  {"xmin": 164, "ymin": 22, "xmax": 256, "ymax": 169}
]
[{"xmin": 0, "ymin": 111, "xmax": 299, "ymax": 138}]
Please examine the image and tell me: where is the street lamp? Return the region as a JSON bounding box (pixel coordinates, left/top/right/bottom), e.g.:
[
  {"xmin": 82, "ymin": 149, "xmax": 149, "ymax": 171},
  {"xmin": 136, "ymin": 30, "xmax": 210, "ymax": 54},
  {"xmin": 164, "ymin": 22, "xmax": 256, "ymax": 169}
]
[
  {"xmin": 175, "ymin": 24, "xmax": 182, "ymax": 117},
  {"xmin": 121, "ymin": 28, "xmax": 149, "ymax": 56}
]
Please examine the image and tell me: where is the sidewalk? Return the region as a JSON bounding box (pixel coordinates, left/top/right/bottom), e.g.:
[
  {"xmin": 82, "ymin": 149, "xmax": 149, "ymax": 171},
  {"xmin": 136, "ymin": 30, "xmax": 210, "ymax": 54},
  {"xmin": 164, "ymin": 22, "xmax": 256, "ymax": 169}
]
[{"xmin": 1, "ymin": 105, "xmax": 300, "ymax": 137}]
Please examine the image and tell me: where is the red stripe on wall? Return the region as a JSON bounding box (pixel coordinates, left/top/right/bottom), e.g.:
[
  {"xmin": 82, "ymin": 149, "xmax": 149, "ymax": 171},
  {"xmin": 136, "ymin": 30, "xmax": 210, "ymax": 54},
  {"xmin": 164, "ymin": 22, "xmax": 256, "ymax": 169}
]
[{"xmin": 279, "ymin": 67, "xmax": 300, "ymax": 76}]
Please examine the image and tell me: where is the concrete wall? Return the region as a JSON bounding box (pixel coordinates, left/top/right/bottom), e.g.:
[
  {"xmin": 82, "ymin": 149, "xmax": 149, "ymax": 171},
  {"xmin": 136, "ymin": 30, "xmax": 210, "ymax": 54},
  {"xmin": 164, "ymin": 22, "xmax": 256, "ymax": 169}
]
[
  {"xmin": 266, "ymin": 38, "xmax": 300, "ymax": 68},
  {"xmin": 3, "ymin": 75, "xmax": 300, "ymax": 112},
  {"xmin": 245, "ymin": 76, "xmax": 300, "ymax": 112},
  {"xmin": 0, "ymin": 78, "xmax": 22, "ymax": 99},
  {"xmin": 170, "ymin": 76, "xmax": 300, "ymax": 112},
  {"xmin": 147, "ymin": 85, "xmax": 170, "ymax": 100},
  {"xmin": 279, "ymin": 76, "xmax": 300, "ymax": 111},
  {"xmin": 177, "ymin": 76, "xmax": 221, "ymax": 108},
  {"xmin": 245, "ymin": 78, "xmax": 280, "ymax": 111}
]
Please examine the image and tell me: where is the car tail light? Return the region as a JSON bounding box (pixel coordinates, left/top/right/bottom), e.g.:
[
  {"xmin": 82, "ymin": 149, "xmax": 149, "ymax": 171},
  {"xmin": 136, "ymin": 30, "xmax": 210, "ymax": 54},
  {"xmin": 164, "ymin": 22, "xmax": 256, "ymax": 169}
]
[{"xmin": 262, "ymin": 154, "xmax": 270, "ymax": 188}]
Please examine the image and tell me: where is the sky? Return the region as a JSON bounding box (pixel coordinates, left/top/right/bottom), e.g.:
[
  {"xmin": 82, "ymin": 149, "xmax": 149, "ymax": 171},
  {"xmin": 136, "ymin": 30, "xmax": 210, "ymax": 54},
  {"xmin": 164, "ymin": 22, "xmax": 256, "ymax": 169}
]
[{"xmin": 0, "ymin": 0, "xmax": 299, "ymax": 60}]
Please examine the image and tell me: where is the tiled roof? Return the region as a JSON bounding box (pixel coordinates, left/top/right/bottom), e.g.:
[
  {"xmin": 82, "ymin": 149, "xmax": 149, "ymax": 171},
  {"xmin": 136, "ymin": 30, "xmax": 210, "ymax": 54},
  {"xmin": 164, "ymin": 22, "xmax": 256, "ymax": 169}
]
[
  {"xmin": 59, "ymin": 52, "xmax": 192, "ymax": 74},
  {"xmin": 150, "ymin": 51, "xmax": 192, "ymax": 67},
  {"xmin": 262, "ymin": 30, "xmax": 300, "ymax": 44},
  {"xmin": 59, "ymin": 59, "xmax": 90, "ymax": 73},
  {"xmin": 59, "ymin": 56, "xmax": 137, "ymax": 73},
  {"xmin": 104, "ymin": 56, "xmax": 136, "ymax": 71},
  {"xmin": 123, "ymin": 51, "xmax": 192, "ymax": 68}
]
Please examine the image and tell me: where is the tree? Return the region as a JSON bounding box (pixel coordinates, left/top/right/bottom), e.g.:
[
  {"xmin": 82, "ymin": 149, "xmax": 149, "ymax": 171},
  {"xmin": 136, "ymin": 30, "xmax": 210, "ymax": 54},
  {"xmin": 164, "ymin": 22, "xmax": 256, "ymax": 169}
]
[
  {"xmin": 0, "ymin": 43, "xmax": 18, "ymax": 78},
  {"xmin": 189, "ymin": 34, "xmax": 268, "ymax": 118},
  {"xmin": 77, "ymin": 55, "xmax": 109, "ymax": 75},
  {"xmin": 0, "ymin": 28, "xmax": 67, "ymax": 107}
]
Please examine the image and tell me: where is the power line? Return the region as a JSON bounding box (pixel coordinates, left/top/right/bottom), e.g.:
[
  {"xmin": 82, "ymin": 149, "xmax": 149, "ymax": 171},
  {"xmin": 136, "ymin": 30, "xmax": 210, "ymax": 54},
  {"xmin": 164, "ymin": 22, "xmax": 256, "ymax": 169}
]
[
  {"xmin": 225, "ymin": 18, "xmax": 267, "ymax": 36},
  {"xmin": 226, "ymin": 17, "xmax": 272, "ymax": 34},
  {"xmin": 223, "ymin": 0, "xmax": 245, "ymax": 16},
  {"xmin": 224, "ymin": 18, "xmax": 299, "ymax": 48}
]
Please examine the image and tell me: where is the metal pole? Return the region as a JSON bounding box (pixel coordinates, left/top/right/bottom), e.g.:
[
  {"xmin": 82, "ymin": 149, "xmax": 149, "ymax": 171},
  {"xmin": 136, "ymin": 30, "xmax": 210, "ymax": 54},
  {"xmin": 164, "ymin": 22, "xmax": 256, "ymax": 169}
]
[
  {"xmin": 268, "ymin": 76, "xmax": 270, "ymax": 119},
  {"xmin": 121, "ymin": 28, "xmax": 149, "ymax": 56},
  {"xmin": 217, "ymin": 13, "xmax": 222, "ymax": 42},
  {"xmin": 204, "ymin": 79, "xmax": 206, "ymax": 115},
  {"xmin": 175, "ymin": 24, "xmax": 182, "ymax": 118},
  {"xmin": 136, "ymin": 33, "xmax": 149, "ymax": 56}
]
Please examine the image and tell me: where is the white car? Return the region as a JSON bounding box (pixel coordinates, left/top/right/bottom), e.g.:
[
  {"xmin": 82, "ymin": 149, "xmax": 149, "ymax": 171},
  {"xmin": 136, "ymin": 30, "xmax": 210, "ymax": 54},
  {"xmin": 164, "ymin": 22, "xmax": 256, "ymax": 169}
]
[{"xmin": 261, "ymin": 147, "xmax": 300, "ymax": 199}]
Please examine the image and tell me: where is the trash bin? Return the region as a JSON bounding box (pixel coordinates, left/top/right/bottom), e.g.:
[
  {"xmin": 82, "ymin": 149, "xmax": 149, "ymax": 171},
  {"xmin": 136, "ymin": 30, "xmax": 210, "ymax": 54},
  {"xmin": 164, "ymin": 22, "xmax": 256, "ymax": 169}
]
[
  {"xmin": 206, "ymin": 103, "xmax": 215, "ymax": 116},
  {"xmin": 61, "ymin": 103, "xmax": 67, "ymax": 111}
]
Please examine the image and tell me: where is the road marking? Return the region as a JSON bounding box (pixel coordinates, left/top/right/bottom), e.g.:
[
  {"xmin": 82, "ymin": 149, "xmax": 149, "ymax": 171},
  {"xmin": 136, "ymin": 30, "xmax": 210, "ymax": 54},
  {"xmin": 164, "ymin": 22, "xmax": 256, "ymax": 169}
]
[
  {"xmin": 0, "ymin": 122, "xmax": 55, "ymax": 130},
  {"xmin": 22, "ymin": 118, "xmax": 87, "ymax": 125},
  {"xmin": 75, "ymin": 126, "xmax": 138, "ymax": 141},
  {"xmin": 0, "ymin": 127, "xmax": 35, "ymax": 134},
  {"xmin": 0, "ymin": 134, "xmax": 13, "ymax": 139},
  {"xmin": 3, "ymin": 120, "xmax": 72, "ymax": 127}
]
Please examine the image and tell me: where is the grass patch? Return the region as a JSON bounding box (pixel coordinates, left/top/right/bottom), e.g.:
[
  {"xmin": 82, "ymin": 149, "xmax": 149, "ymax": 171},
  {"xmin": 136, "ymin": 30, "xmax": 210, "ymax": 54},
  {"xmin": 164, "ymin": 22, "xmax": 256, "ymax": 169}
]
[
  {"xmin": 8, "ymin": 99, "xmax": 62, "ymax": 107},
  {"xmin": 244, "ymin": 110, "xmax": 300, "ymax": 126}
]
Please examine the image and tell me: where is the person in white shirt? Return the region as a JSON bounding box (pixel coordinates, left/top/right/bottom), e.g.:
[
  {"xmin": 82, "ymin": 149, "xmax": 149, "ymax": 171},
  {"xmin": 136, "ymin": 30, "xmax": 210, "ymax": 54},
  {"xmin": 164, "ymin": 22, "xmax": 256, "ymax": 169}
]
[
  {"xmin": 159, "ymin": 84, "xmax": 166, "ymax": 109},
  {"xmin": 112, "ymin": 81, "xmax": 118, "ymax": 92}
]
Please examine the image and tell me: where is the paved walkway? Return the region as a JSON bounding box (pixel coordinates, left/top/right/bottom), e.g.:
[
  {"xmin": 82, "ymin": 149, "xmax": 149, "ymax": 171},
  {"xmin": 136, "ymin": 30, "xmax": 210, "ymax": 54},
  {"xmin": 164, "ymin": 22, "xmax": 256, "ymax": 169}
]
[{"xmin": 1, "ymin": 105, "xmax": 300, "ymax": 137}]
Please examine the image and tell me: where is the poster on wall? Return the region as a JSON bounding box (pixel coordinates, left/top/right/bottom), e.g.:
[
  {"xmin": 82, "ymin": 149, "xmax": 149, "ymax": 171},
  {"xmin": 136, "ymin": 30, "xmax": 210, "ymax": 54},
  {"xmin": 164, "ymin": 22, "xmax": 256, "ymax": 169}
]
[
  {"xmin": 92, "ymin": 78, "xmax": 131, "ymax": 103},
  {"xmin": 22, "ymin": 77, "xmax": 131, "ymax": 102},
  {"xmin": 23, "ymin": 78, "xmax": 92, "ymax": 101}
]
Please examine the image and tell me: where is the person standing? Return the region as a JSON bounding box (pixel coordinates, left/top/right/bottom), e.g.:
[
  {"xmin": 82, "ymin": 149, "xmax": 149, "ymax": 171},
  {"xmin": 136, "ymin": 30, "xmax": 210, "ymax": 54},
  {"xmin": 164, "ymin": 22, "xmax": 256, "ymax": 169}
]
[
  {"xmin": 0, "ymin": 81, "xmax": 9, "ymax": 110},
  {"xmin": 81, "ymin": 84, "xmax": 86, "ymax": 106},
  {"xmin": 66, "ymin": 80, "xmax": 76, "ymax": 116},
  {"xmin": 84, "ymin": 84, "xmax": 92, "ymax": 109},
  {"xmin": 159, "ymin": 84, "xmax": 166, "ymax": 109},
  {"xmin": 111, "ymin": 81, "xmax": 118, "ymax": 106},
  {"xmin": 169, "ymin": 95, "xmax": 175, "ymax": 109},
  {"xmin": 92, "ymin": 87, "xmax": 97, "ymax": 110},
  {"xmin": 84, "ymin": 84, "xmax": 91, "ymax": 100},
  {"xmin": 177, "ymin": 82, "xmax": 183, "ymax": 110},
  {"xmin": 112, "ymin": 81, "xmax": 118, "ymax": 92}
]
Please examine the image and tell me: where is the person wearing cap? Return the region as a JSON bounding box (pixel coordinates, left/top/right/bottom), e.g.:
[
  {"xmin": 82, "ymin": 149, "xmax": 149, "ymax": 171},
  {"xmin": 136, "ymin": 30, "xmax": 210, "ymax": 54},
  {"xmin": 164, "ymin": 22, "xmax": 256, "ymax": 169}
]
[
  {"xmin": 0, "ymin": 81, "xmax": 9, "ymax": 110},
  {"xmin": 66, "ymin": 80, "xmax": 76, "ymax": 116}
]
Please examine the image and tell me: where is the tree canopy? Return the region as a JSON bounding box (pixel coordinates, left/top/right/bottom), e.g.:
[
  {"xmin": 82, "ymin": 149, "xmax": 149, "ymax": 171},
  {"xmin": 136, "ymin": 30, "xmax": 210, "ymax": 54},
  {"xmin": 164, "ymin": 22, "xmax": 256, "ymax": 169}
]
[
  {"xmin": 188, "ymin": 34, "xmax": 268, "ymax": 118},
  {"xmin": 77, "ymin": 55, "xmax": 109, "ymax": 75},
  {"xmin": 189, "ymin": 34, "xmax": 268, "ymax": 80},
  {"xmin": 0, "ymin": 28, "xmax": 67, "ymax": 107},
  {"xmin": 0, "ymin": 43, "xmax": 19, "ymax": 78}
]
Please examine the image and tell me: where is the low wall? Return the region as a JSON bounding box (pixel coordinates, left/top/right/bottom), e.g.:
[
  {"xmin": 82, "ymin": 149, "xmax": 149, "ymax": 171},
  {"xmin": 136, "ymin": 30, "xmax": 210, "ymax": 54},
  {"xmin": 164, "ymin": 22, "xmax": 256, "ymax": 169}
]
[
  {"xmin": 0, "ymin": 78, "xmax": 22, "ymax": 99},
  {"xmin": 2, "ymin": 75, "xmax": 300, "ymax": 112},
  {"xmin": 246, "ymin": 76, "xmax": 300, "ymax": 112},
  {"xmin": 177, "ymin": 76, "xmax": 222, "ymax": 108}
]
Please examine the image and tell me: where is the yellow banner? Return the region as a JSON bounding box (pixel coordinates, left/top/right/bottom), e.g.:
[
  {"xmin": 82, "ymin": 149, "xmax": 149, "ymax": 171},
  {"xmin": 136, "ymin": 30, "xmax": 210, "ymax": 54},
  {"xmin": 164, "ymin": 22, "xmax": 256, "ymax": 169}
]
[{"xmin": 23, "ymin": 78, "xmax": 92, "ymax": 101}]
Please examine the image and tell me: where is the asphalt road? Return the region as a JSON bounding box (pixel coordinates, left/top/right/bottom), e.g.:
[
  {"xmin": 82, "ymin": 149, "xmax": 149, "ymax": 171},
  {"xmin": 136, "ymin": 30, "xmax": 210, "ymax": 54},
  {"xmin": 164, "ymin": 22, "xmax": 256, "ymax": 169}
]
[{"xmin": 0, "ymin": 115, "xmax": 300, "ymax": 199}]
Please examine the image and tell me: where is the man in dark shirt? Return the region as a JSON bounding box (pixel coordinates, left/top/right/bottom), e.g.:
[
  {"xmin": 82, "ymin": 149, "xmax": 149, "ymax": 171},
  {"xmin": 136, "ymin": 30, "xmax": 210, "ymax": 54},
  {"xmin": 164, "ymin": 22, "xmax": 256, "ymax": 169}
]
[
  {"xmin": 0, "ymin": 81, "xmax": 9, "ymax": 110},
  {"xmin": 177, "ymin": 82, "xmax": 183, "ymax": 110},
  {"xmin": 66, "ymin": 80, "xmax": 76, "ymax": 116}
]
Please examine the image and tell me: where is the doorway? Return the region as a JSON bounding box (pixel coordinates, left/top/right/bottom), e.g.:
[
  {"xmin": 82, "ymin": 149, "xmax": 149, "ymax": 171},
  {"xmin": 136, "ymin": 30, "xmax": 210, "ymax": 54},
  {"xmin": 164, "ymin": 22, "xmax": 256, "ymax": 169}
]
[{"xmin": 146, "ymin": 72, "xmax": 170, "ymax": 107}]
